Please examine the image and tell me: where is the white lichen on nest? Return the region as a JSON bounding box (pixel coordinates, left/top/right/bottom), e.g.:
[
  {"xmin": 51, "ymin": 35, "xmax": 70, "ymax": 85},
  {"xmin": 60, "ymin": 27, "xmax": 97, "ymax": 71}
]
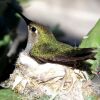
[{"xmin": 1, "ymin": 51, "xmax": 96, "ymax": 100}]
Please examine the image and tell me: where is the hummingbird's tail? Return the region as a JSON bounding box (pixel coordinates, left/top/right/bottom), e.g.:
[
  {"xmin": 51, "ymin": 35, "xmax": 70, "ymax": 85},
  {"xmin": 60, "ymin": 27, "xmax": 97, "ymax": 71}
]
[
  {"xmin": 53, "ymin": 48, "xmax": 96, "ymax": 69},
  {"xmin": 48, "ymin": 48, "xmax": 96, "ymax": 63},
  {"xmin": 69, "ymin": 48, "xmax": 96, "ymax": 61},
  {"xmin": 52, "ymin": 48, "xmax": 96, "ymax": 65}
]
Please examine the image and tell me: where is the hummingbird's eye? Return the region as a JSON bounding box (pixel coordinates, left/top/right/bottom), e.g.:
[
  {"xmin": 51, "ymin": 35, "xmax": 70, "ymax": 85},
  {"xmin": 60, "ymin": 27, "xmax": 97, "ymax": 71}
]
[{"xmin": 31, "ymin": 27, "xmax": 36, "ymax": 32}]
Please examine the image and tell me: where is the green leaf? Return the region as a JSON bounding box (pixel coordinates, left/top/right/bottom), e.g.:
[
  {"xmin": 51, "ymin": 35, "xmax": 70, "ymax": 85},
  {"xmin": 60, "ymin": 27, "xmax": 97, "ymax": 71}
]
[
  {"xmin": 84, "ymin": 95, "xmax": 98, "ymax": 100},
  {"xmin": 0, "ymin": 88, "xmax": 22, "ymax": 100},
  {"xmin": 80, "ymin": 19, "xmax": 100, "ymax": 74},
  {"xmin": 0, "ymin": 35, "xmax": 11, "ymax": 47},
  {"xmin": 17, "ymin": 0, "xmax": 29, "ymax": 4}
]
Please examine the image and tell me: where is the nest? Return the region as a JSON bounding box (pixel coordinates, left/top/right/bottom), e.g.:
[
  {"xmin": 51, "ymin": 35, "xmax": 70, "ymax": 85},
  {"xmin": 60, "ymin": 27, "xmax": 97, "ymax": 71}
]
[{"xmin": 1, "ymin": 52, "xmax": 97, "ymax": 100}]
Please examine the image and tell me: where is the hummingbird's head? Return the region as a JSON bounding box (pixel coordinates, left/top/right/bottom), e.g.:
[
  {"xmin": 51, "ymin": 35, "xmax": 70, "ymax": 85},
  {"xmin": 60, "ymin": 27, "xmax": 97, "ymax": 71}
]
[
  {"xmin": 21, "ymin": 14, "xmax": 51, "ymax": 53},
  {"xmin": 28, "ymin": 22, "xmax": 49, "ymax": 36},
  {"xmin": 10, "ymin": 4, "xmax": 52, "ymax": 53},
  {"xmin": 16, "ymin": 10, "xmax": 54, "ymax": 53}
]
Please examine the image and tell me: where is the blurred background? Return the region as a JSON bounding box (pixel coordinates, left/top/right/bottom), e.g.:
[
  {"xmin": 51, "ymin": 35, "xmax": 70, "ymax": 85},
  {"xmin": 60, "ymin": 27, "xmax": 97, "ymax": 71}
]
[
  {"xmin": 22, "ymin": 0, "xmax": 100, "ymax": 44},
  {"xmin": 0, "ymin": 0, "xmax": 100, "ymax": 82}
]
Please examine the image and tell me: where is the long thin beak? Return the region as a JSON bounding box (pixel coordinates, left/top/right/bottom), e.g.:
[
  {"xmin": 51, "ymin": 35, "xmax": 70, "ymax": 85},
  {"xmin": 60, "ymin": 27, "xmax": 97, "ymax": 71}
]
[{"xmin": 18, "ymin": 12, "xmax": 31, "ymax": 25}]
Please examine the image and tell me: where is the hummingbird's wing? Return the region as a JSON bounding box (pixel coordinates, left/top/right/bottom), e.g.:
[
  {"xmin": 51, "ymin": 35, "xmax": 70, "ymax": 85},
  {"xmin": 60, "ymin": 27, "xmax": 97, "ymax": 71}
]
[{"xmin": 30, "ymin": 42, "xmax": 96, "ymax": 65}]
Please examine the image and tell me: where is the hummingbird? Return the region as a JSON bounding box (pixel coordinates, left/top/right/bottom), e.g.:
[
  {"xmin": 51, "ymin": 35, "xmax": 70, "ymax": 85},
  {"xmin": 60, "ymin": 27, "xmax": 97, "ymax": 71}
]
[{"xmin": 15, "ymin": 9, "xmax": 96, "ymax": 67}]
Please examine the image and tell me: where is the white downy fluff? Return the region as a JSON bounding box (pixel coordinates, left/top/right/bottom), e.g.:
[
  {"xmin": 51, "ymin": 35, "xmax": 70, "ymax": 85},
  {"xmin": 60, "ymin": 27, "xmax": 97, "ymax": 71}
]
[{"xmin": 17, "ymin": 51, "xmax": 66, "ymax": 82}]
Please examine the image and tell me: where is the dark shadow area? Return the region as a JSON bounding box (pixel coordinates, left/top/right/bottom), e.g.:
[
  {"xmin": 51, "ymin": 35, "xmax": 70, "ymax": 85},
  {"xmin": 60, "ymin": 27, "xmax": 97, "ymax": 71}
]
[{"xmin": 0, "ymin": 1, "xmax": 26, "ymax": 82}]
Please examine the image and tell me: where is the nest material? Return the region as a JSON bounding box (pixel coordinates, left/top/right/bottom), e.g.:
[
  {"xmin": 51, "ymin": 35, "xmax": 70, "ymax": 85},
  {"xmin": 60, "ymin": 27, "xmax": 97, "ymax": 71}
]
[{"xmin": 1, "ymin": 52, "xmax": 97, "ymax": 100}]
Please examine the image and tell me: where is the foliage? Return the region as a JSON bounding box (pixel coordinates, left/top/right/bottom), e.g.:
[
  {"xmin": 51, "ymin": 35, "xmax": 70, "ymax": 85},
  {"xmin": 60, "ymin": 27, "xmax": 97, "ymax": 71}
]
[
  {"xmin": 80, "ymin": 19, "xmax": 100, "ymax": 75},
  {"xmin": 17, "ymin": 0, "xmax": 29, "ymax": 3},
  {"xmin": 0, "ymin": 88, "xmax": 22, "ymax": 100},
  {"xmin": 0, "ymin": 35, "xmax": 11, "ymax": 47}
]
